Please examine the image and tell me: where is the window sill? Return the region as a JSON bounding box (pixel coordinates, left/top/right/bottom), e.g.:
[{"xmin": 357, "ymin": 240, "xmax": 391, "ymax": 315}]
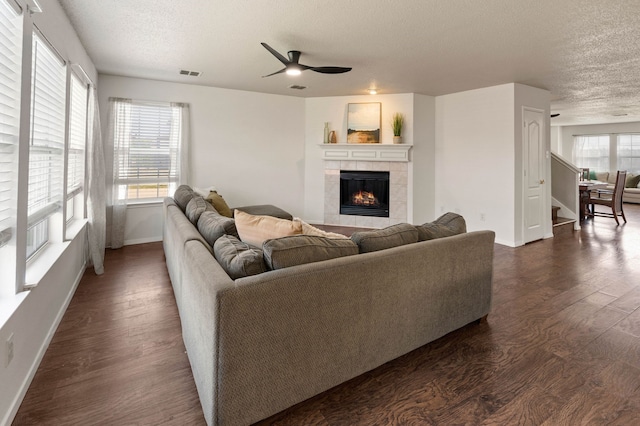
[
  {"xmin": 126, "ymin": 199, "xmax": 163, "ymax": 208},
  {"xmin": 0, "ymin": 290, "xmax": 29, "ymax": 330},
  {"xmin": 66, "ymin": 218, "xmax": 88, "ymax": 240},
  {"xmin": 25, "ymin": 241, "xmax": 70, "ymax": 287}
]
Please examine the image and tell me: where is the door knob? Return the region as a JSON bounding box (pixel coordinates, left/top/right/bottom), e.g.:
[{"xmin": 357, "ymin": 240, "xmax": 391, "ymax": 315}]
[{"xmin": 539, "ymin": 179, "xmax": 545, "ymax": 184}]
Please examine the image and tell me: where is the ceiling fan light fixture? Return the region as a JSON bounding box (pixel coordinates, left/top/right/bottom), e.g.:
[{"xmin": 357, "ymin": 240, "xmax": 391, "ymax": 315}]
[
  {"xmin": 286, "ymin": 66, "xmax": 302, "ymax": 76},
  {"xmin": 369, "ymin": 89, "xmax": 377, "ymax": 95}
]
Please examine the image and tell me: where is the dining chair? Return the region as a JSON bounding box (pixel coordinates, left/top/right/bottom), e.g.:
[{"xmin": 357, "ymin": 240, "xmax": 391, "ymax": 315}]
[
  {"xmin": 580, "ymin": 167, "xmax": 590, "ymax": 181},
  {"xmin": 588, "ymin": 170, "xmax": 627, "ymax": 225}
]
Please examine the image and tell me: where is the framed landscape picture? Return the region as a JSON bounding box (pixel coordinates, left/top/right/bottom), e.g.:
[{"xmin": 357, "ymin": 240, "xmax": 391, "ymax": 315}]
[{"xmin": 347, "ymin": 103, "xmax": 381, "ymax": 144}]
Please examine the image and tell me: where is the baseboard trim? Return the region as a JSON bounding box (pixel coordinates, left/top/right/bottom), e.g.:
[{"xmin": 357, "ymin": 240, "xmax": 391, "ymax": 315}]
[
  {"xmin": 124, "ymin": 236, "xmax": 162, "ymax": 246},
  {"xmin": 3, "ymin": 262, "xmax": 86, "ymax": 426}
]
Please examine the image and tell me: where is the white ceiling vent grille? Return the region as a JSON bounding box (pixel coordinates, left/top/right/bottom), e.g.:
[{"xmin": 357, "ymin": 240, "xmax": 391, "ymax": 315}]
[
  {"xmin": 179, "ymin": 69, "xmax": 201, "ymax": 77},
  {"xmin": 289, "ymin": 84, "xmax": 306, "ymax": 90}
]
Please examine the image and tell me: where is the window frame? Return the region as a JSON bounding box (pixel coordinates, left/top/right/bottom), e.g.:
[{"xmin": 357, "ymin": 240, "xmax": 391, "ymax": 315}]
[{"xmin": 111, "ymin": 99, "xmax": 185, "ymax": 204}]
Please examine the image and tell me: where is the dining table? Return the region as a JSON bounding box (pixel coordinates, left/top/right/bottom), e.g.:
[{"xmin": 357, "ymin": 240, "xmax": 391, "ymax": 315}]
[{"xmin": 578, "ymin": 180, "xmax": 609, "ymax": 221}]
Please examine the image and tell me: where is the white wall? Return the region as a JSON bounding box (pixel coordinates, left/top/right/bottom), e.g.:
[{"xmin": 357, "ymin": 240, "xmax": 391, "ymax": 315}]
[
  {"xmin": 435, "ymin": 83, "xmax": 551, "ymax": 247},
  {"xmin": 1, "ymin": 1, "xmax": 94, "ymax": 422},
  {"xmin": 98, "ymin": 75, "xmax": 306, "ymax": 244},
  {"xmin": 435, "ymin": 84, "xmax": 516, "ymax": 246},
  {"xmin": 303, "ymin": 93, "xmax": 417, "ymax": 223},
  {"xmin": 412, "ymin": 94, "xmax": 436, "ymax": 224}
]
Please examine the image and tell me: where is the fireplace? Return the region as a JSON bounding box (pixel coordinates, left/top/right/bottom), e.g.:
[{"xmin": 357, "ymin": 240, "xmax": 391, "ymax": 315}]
[{"xmin": 340, "ymin": 170, "xmax": 390, "ymax": 217}]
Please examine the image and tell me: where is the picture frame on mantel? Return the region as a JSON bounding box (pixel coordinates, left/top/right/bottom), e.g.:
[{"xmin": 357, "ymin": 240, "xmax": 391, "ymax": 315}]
[{"xmin": 347, "ymin": 102, "xmax": 381, "ymax": 144}]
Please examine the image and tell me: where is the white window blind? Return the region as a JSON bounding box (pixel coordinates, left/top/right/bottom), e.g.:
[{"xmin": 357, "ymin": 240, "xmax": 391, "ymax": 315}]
[
  {"xmin": 0, "ymin": 0, "xmax": 21, "ymax": 248},
  {"xmin": 574, "ymin": 135, "xmax": 610, "ymax": 173},
  {"xmin": 112, "ymin": 100, "xmax": 183, "ymax": 201},
  {"xmin": 27, "ymin": 31, "xmax": 66, "ymax": 257},
  {"xmin": 67, "ymin": 73, "xmax": 87, "ymax": 199},
  {"xmin": 617, "ymin": 134, "xmax": 640, "ymax": 173}
]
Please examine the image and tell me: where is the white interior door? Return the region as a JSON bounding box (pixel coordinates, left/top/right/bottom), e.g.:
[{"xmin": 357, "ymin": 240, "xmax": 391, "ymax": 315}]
[{"xmin": 523, "ymin": 108, "xmax": 545, "ymax": 243}]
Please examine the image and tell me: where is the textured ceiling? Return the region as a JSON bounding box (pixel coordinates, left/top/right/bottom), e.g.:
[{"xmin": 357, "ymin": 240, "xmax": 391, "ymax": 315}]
[{"xmin": 57, "ymin": 0, "xmax": 640, "ymax": 126}]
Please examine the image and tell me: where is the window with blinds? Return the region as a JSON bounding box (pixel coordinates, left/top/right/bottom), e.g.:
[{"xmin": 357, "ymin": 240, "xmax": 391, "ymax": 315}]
[
  {"xmin": 27, "ymin": 31, "xmax": 66, "ymax": 258},
  {"xmin": 66, "ymin": 73, "xmax": 88, "ymax": 221},
  {"xmin": 112, "ymin": 100, "xmax": 183, "ymax": 201},
  {"xmin": 0, "ymin": 0, "xmax": 22, "ymax": 249},
  {"xmin": 617, "ymin": 134, "xmax": 640, "ymax": 173},
  {"xmin": 574, "ymin": 135, "xmax": 610, "ymax": 173}
]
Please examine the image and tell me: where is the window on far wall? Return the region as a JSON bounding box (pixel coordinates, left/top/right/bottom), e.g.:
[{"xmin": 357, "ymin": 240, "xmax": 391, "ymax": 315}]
[
  {"xmin": 617, "ymin": 134, "xmax": 640, "ymax": 173},
  {"xmin": 574, "ymin": 135, "xmax": 610, "ymax": 172},
  {"xmin": 110, "ymin": 99, "xmax": 187, "ymax": 203}
]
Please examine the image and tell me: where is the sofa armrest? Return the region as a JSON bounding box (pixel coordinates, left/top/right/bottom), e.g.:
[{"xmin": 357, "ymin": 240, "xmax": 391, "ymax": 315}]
[{"xmin": 180, "ymin": 240, "xmax": 235, "ymax": 426}]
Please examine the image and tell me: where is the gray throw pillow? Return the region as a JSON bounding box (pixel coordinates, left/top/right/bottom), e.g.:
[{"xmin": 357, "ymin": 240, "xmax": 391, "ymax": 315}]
[
  {"xmin": 185, "ymin": 196, "xmax": 214, "ymax": 225},
  {"xmin": 213, "ymin": 235, "xmax": 267, "ymax": 280},
  {"xmin": 197, "ymin": 211, "xmax": 239, "ymax": 246},
  {"xmin": 174, "ymin": 185, "xmax": 195, "ymax": 212},
  {"xmin": 415, "ymin": 212, "xmax": 467, "ymax": 241},
  {"xmin": 350, "ymin": 223, "xmax": 419, "ymax": 253},
  {"xmin": 263, "ymin": 235, "xmax": 358, "ymax": 270}
]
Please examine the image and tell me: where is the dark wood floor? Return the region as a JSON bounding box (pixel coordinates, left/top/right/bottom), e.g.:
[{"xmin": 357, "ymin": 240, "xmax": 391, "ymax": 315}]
[{"xmin": 14, "ymin": 207, "xmax": 640, "ymax": 425}]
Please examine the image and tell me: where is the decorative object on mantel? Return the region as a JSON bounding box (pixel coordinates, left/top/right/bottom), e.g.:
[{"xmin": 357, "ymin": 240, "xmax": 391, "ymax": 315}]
[
  {"xmin": 324, "ymin": 122, "xmax": 330, "ymax": 144},
  {"xmin": 329, "ymin": 130, "xmax": 337, "ymax": 144},
  {"xmin": 347, "ymin": 102, "xmax": 381, "ymax": 144},
  {"xmin": 392, "ymin": 112, "xmax": 404, "ymax": 144}
]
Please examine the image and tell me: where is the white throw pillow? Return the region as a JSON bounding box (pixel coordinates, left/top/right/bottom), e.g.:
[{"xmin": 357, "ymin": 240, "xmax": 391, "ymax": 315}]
[
  {"xmin": 234, "ymin": 209, "xmax": 303, "ymax": 247},
  {"xmin": 293, "ymin": 217, "xmax": 348, "ymax": 239}
]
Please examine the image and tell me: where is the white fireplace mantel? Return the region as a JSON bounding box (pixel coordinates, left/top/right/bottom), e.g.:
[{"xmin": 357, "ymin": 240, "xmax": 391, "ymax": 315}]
[{"xmin": 318, "ymin": 143, "xmax": 412, "ymax": 162}]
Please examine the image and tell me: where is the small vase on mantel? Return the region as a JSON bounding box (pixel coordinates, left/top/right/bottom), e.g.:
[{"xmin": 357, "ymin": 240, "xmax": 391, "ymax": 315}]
[
  {"xmin": 329, "ymin": 131, "xmax": 337, "ymax": 144},
  {"xmin": 323, "ymin": 122, "xmax": 330, "ymax": 144},
  {"xmin": 393, "ymin": 136, "xmax": 403, "ymax": 144}
]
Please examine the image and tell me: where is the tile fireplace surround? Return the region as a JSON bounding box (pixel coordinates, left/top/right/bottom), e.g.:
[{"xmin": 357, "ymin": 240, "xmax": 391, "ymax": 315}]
[{"xmin": 324, "ymin": 160, "xmax": 409, "ymax": 228}]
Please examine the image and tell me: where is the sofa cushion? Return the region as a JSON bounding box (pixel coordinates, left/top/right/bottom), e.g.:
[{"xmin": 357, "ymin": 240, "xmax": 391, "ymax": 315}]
[
  {"xmin": 232, "ymin": 204, "xmax": 293, "ymax": 220},
  {"xmin": 350, "ymin": 223, "xmax": 419, "ymax": 253},
  {"xmin": 293, "ymin": 217, "xmax": 348, "ymax": 239},
  {"xmin": 263, "ymin": 235, "xmax": 358, "ymax": 270},
  {"xmin": 174, "ymin": 185, "xmax": 195, "ymax": 211},
  {"xmin": 234, "ymin": 209, "xmax": 302, "ymax": 247},
  {"xmin": 206, "ymin": 190, "xmax": 233, "ymax": 218},
  {"xmin": 595, "ymin": 171, "xmax": 609, "ymax": 183},
  {"xmin": 197, "ymin": 211, "xmax": 239, "ymax": 246},
  {"xmin": 213, "ymin": 235, "xmax": 267, "ymax": 279},
  {"xmin": 625, "ymin": 173, "xmax": 640, "ymax": 188},
  {"xmin": 415, "ymin": 212, "xmax": 467, "ymax": 242},
  {"xmin": 185, "ymin": 196, "xmax": 214, "ymax": 225}
]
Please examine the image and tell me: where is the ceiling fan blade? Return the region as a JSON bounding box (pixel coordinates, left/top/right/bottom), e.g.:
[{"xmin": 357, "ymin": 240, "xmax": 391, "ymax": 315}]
[
  {"xmin": 261, "ymin": 68, "xmax": 286, "ymax": 78},
  {"xmin": 308, "ymin": 66, "xmax": 352, "ymax": 74},
  {"xmin": 261, "ymin": 43, "xmax": 290, "ymax": 65}
]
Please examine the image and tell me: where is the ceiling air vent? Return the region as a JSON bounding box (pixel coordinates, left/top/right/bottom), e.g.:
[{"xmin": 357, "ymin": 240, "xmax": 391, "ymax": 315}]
[
  {"xmin": 289, "ymin": 84, "xmax": 306, "ymax": 90},
  {"xmin": 180, "ymin": 69, "xmax": 201, "ymax": 77}
]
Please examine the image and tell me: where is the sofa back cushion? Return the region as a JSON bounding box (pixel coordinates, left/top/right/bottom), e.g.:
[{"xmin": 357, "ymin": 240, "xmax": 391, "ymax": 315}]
[
  {"xmin": 263, "ymin": 235, "xmax": 358, "ymax": 270},
  {"xmin": 234, "ymin": 209, "xmax": 302, "ymax": 247},
  {"xmin": 185, "ymin": 196, "xmax": 215, "ymax": 225},
  {"xmin": 213, "ymin": 235, "xmax": 267, "ymax": 279},
  {"xmin": 174, "ymin": 185, "xmax": 195, "ymax": 211},
  {"xmin": 350, "ymin": 223, "xmax": 418, "ymax": 253},
  {"xmin": 197, "ymin": 211, "xmax": 239, "ymax": 246},
  {"xmin": 595, "ymin": 171, "xmax": 609, "ymax": 183},
  {"xmin": 415, "ymin": 212, "xmax": 467, "ymax": 242}
]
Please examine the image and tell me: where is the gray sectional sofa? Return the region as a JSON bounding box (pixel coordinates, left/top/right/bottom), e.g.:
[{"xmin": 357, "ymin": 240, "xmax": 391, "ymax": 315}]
[{"xmin": 163, "ymin": 188, "xmax": 495, "ymax": 426}]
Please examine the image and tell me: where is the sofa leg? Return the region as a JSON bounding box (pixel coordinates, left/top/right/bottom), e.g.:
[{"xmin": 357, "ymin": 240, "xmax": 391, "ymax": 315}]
[{"xmin": 476, "ymin": 314, "xmax": 488, "ymax": 325}]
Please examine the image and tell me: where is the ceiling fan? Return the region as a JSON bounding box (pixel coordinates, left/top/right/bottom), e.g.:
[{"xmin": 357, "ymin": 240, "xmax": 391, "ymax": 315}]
[{"xmin": 261, "ymin": 42, "xmax": 352, "ymax": 78}]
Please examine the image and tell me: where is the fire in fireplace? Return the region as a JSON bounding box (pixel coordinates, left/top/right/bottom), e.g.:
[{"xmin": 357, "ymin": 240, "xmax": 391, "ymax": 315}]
[{"xmin": 340, "ymin": 170, "xmax": 390, "ymax": 217}]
